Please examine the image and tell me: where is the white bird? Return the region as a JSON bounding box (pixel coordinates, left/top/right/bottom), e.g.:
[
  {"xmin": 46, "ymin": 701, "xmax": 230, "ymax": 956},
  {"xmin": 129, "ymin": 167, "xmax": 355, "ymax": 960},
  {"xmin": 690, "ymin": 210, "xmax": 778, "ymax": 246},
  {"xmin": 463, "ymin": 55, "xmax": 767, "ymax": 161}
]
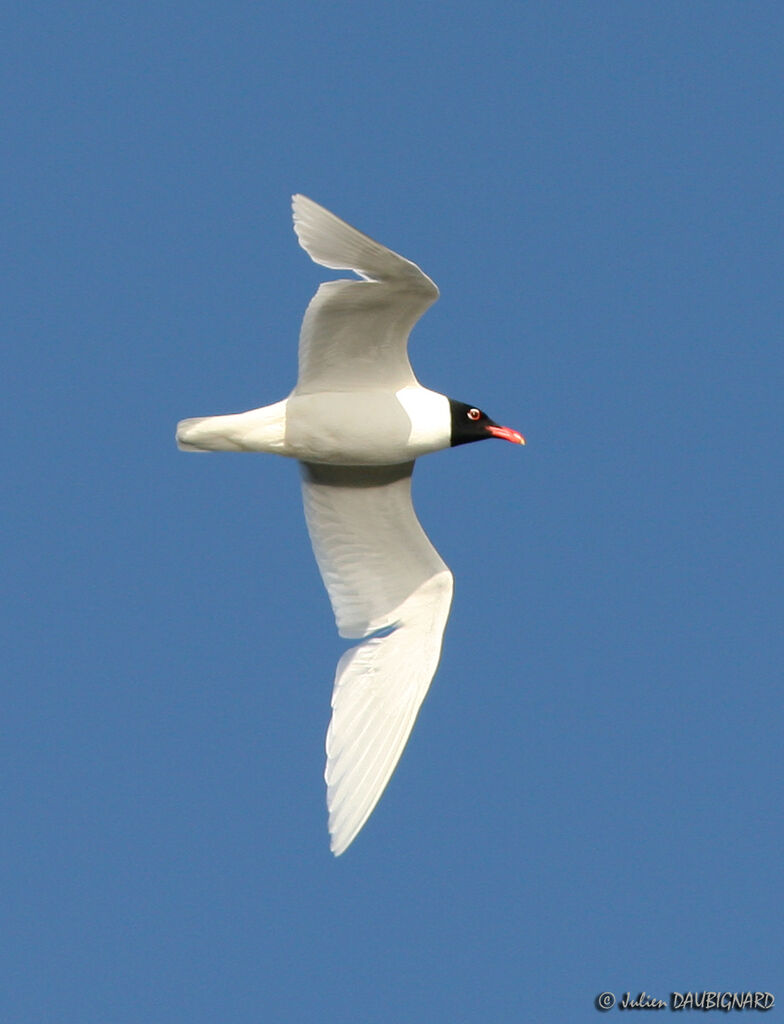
[{"xmin": 177, "ymin": 196, "xmax": 525, "ymax": 855}]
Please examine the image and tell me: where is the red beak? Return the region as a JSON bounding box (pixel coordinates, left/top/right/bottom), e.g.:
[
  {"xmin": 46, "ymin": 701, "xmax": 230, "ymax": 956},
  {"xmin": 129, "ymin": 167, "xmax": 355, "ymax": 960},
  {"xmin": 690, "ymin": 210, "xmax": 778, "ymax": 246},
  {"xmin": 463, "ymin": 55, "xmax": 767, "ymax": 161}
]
[{"xmin": 487, "ymin": 424, "xmax": 526, "ymax": 445}]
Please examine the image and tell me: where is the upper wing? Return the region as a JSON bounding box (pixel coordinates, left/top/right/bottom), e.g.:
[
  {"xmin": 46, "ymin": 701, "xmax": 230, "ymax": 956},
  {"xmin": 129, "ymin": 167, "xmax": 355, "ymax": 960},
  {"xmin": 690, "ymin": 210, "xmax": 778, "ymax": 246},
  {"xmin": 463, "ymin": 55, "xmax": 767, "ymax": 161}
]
[
  {"xmin": 300, "ymin": 461, "xmax": 454, "ymax": 856},
  {"xmin": 291, "ymin": 195, "xmax": 439, "ymax": 395}
]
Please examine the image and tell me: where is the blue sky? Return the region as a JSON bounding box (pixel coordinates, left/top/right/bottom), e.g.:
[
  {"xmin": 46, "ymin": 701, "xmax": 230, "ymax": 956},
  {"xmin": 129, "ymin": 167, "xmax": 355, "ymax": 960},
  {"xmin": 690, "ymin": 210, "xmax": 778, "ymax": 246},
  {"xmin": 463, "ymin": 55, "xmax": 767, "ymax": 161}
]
[{"xmin": 4, "ymin": 2, "xmax": 782, "ymax": 1020}]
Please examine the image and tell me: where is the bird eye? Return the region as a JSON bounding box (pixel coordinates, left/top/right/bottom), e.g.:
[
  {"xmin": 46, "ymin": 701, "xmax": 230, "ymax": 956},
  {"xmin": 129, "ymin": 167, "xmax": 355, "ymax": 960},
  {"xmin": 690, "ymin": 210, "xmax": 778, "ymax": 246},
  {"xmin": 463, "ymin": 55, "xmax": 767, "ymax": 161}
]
[{"xmin": 467, "ymin": 408, "xmax": 481, "ymax": 421}]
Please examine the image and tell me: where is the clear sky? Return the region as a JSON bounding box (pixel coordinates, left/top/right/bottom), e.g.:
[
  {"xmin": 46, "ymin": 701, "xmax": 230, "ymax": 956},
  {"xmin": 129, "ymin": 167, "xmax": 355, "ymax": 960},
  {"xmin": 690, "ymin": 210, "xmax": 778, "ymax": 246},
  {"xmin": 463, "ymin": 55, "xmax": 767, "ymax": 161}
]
[{"xmin": 4, "ymin": 2, "xmax": 782, "ymax": 1021}]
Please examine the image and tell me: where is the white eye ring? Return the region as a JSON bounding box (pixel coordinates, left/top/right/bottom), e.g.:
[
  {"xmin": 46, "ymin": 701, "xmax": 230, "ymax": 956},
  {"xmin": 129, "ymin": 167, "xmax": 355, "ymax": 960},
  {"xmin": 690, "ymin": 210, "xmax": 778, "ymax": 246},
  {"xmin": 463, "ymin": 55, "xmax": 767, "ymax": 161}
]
[{"xmin": 467, "ymin": 408, "xmax": 481, "ymax": 421}]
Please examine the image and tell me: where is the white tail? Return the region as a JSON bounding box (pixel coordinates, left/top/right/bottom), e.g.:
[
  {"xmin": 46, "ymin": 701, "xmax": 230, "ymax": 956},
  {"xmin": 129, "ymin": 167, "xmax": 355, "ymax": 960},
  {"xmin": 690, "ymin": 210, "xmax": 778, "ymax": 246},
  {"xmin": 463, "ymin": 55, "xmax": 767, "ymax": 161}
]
[{"xmin": 175, "ymin": 401, "xmax": 288, "ymax": 453}]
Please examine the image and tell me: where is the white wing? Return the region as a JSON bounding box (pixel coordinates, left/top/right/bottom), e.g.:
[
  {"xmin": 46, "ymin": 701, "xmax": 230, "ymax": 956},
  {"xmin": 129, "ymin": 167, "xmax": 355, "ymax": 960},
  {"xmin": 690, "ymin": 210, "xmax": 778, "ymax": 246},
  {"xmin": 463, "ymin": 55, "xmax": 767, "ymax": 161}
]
[
  {"xmin": 300, "ymin": 461, "xmax": 454, "ymax": 855},
  {"xmin": 291, "ymin": 195, "xmax": 439, "ymax": 395}
]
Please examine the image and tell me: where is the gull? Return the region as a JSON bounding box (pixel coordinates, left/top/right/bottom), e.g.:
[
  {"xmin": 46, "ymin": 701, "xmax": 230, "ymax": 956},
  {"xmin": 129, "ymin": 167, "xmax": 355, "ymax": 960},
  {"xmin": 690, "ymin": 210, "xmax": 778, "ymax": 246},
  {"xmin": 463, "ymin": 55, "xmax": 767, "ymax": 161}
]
[{"xmin": 176, "ymin": 196, "xmax": 525, "ymax": 854}]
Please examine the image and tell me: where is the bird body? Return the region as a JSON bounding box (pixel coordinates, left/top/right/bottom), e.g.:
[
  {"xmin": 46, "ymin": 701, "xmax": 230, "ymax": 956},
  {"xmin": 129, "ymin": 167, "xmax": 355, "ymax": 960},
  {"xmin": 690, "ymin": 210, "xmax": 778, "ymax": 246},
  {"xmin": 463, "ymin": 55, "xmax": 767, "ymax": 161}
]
[
  {"xmin": 177, "ymin": 386, "xmax": 451, "ymax": 463},
  {"xmin": 177, "ymin": 195, "xmax": 524, "ymax": 855}
]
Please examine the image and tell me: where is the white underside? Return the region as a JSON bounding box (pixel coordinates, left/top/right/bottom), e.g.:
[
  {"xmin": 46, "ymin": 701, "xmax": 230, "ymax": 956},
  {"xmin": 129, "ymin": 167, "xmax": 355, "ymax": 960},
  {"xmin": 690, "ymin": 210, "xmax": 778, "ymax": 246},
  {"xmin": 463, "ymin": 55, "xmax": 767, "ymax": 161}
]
[{"xmin": 176, "ymin": 387, "xmax": 451, "ymax": 464}]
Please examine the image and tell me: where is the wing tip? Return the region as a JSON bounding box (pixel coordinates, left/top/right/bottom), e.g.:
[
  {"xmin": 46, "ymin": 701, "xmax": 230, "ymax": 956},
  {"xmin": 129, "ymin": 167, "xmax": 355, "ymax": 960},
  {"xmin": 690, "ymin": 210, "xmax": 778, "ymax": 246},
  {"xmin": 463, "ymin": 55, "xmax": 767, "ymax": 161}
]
[
  {"xmin": 327, "ymin": 798, "xmax": 375, "ymax": 857},
  {"xmin": 291, "ymin": 192, "xmax": 312, "ymax": 222},
  {"xmin": 329, "ymin": 830, "xmax": 354, "ymax": 857}
]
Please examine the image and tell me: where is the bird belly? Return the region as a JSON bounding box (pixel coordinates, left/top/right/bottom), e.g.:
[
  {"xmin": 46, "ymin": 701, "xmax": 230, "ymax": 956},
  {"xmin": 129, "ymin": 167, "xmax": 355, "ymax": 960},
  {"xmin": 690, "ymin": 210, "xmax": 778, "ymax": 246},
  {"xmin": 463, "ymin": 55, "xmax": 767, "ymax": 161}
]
[{"xmin": 285, "ymin": 391, "xmax": 422, "ymax": 465}]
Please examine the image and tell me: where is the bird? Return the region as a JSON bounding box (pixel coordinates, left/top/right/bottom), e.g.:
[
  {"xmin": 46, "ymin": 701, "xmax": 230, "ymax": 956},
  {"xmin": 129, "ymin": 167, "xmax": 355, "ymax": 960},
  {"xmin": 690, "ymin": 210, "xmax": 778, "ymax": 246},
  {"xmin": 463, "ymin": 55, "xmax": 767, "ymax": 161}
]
[{"xmin": 176, "ymin": 195, "xmax": 525, "ymax": 855}]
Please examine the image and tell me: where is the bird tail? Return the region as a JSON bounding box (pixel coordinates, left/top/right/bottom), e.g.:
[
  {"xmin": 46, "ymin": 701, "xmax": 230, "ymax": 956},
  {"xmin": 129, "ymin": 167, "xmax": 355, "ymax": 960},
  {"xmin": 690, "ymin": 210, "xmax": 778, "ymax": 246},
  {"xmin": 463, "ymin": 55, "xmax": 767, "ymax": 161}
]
[{"xmin": 176, "ymin": 416, "xmax": 232, "ymax": 451}]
